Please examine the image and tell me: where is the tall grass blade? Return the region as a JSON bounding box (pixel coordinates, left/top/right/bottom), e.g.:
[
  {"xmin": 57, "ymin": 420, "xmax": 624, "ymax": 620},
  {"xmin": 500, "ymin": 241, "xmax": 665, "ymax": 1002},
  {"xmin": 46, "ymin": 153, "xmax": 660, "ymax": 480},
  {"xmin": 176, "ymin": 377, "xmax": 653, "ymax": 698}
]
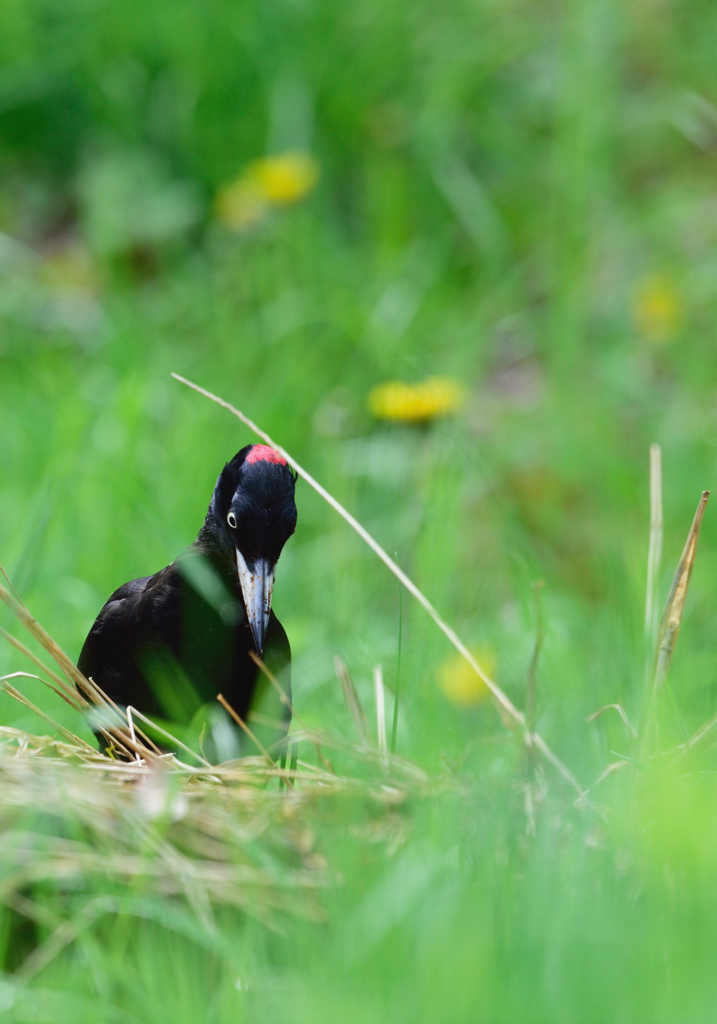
[{"xmin": 172, "ymin": 373, "xmax": 586, "ymax": 797}]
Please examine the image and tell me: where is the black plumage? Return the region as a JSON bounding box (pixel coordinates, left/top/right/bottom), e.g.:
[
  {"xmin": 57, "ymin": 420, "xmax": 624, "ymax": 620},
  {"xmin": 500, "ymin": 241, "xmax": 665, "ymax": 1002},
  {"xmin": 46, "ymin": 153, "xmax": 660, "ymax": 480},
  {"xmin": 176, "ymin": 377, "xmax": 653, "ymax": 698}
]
[{"xmin": 78, "ymin": 444, "xmax": 297, "ymax": 759}]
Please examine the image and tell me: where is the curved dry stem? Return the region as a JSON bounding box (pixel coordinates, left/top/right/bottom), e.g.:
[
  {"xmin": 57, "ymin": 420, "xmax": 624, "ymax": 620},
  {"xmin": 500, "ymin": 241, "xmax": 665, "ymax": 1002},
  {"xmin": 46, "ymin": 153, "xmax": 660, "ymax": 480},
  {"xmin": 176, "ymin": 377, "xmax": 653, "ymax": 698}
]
[{"xmin": 172, "ymin": 372, "xmax": 586, "ymax": 799}]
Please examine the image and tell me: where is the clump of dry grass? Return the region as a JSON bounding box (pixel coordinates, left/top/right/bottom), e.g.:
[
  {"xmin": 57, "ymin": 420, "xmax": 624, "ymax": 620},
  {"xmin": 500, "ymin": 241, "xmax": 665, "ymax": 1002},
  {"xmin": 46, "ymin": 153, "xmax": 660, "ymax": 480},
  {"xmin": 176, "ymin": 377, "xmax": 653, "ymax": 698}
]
[{"xmin": 0, "ymin": 561, "xmax": 440, "ymax": 979}]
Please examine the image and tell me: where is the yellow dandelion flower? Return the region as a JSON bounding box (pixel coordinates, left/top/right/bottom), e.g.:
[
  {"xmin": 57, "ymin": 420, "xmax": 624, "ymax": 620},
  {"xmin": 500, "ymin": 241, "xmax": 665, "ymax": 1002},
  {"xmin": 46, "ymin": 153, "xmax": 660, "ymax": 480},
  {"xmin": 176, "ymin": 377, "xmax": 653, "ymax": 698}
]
[
  {"xmin": 632, "ymin": 272, "xmax": 683, "ymax": 344},
  {"xmin": 215, "ymin": 151, "xmax": 319, "ymax": 229},
  {"xmin": 368, "ymin": 377, "xmax": 467, "ymax": 423},
  {"xmin": 248, "ymin": 152, "xmax": 319, "ymax": 206},
  {"xmin": 438, "ymin": 647, "xmax": 495, "ymax": 707}
]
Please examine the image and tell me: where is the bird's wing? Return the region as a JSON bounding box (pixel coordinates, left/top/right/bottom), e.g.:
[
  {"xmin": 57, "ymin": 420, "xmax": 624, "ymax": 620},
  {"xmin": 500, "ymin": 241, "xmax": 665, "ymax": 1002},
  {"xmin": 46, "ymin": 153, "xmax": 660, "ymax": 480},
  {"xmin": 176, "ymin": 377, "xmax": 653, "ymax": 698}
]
[{"xmin": 77, "ymin": 566, "xmax": 180, "ymax": 707}]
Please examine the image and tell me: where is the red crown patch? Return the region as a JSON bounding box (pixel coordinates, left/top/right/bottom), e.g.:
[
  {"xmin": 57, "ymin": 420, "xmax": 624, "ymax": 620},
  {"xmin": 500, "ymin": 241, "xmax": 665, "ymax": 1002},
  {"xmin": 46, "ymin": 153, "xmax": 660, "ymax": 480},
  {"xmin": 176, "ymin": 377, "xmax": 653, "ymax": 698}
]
[{"xmin": 245, "ymin": 444, "xmax": 287, "ymax": 466}]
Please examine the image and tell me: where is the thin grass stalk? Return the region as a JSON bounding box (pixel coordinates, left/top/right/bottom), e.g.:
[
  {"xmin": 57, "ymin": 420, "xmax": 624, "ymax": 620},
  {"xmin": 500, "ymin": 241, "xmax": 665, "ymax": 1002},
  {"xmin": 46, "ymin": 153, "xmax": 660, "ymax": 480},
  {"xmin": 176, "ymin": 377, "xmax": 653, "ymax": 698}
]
[
  {"xmin": 670, "ymin": 709, "xmax": 717, "ymax": 764},
  {"xmin": 526, "ymin": 580, "xmax": 545, "ymax": 731},
  {"xmin": 0, "ymin": 582, "xmax": 140, "ymax": 755},
  {"xmin": 391, "ymin": 558, "xmax": 402, "ymax": 755},
  {"xmin": 0, "ymin": 582, "xmax": 92, "ymax": 696},
  {"xmin": 248, "ymin": 650, "xmax": 333, "ymax": 773},
  {"xmin": 1, "ymin": 679, "xmax": 97, "ymax": 750},
  {"xmin": 586, "ymin": 703, "xmax": 637, "ymax": 739},
  {"xmin": 128, "ymin": 707, "xmax": 213, "ymax": 768},
  {"xmin": 645, "ymin": 444, "xmax": 663, "ymax": 651},
  {"xmin": 0, "ymin": 580, "xmax": 164, "ymax": 758},
  {"xmin": 89, "ymin": 685, "xmax": 161, "ymax": 756},
  {"xmin": 0, "ymin": 627, "xmax": 85, "ymax": 709},
  {"xmin": 0, "ymin": 636, "xmax": 83, "ymax": 712},
  {"xmin": 0, "ymin": 560, "xmax": 29, "ymax": 614},
  {"xmin": 217, "ymin": 694, "xmax": 274, "ymax": 766},
  {"xmin": 335, "ymin": 656, "xmax": 370, "ymax": 745},
  {"xmin": 173, "ymin": 374, "xmax": 586, "ymax": 798},
  {"xmin": 374, "ymin": 665, "xmax": 387, "ymax": 765},
  {"xmin": 635, "ymin": 445, "xmax": 663, "ymax": 766}
]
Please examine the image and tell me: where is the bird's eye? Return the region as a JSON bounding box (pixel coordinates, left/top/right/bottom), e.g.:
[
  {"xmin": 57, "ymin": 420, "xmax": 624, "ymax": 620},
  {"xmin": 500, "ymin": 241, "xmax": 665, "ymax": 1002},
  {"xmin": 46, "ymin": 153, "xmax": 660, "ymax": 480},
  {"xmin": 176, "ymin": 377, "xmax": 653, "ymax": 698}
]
[{"xmin": 227, "ymin": 511, "xmax": 237, "ymax": 529}]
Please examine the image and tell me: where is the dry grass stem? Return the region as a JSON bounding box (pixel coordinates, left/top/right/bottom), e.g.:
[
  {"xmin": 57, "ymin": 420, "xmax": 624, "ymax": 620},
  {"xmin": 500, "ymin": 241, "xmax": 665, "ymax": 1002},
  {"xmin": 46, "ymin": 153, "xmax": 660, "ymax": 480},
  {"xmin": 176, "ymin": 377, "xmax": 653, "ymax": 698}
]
[
  {"xmin": 248, "ymin": 650, "xmax": 333, "ymax": 773},
  {"xmin": 335, "ymin": 656, "xmax": 370, "ymax": 745},
  {"xmin": 216, "ymin": 693, "xmax": 274, "ymax": 766},
  {"xmin": 669, "ymin": 709, "xmax": 717, "ymax": 764},
  {"xmin": 0, "ymin": 582, "xmax": 94, "ymax": 699},
  {"xmin": 172, "ymin": 373, "xmax": 587, "ymax": 798},
  {"xmin": 0, "ymin": 628, "xmax": 80, "ymax": 706},
  {"xmin": 587, "ymin": 704, "xmax": 637, "ymax": 739},
  {"xmin": 1, "ymin": 678, "xmax": 96, "ymax": 750},
  {"xmin": 653, "ymin": 490, "xmax": 709, "ymax": 695},
  {"xmin": 636, "ymin": 488, "xmax": 709, "ymax": 762},
  {"xmin": 0, "ymin": 560, "xmax": 29, "ymax": 614},
  {"xmin": 125, "ymin": 706, "xmax": 211, "ymax": 768},
  {"xmin": 374, "ymin": 665, "xmax": 387, "ymax": 763}
]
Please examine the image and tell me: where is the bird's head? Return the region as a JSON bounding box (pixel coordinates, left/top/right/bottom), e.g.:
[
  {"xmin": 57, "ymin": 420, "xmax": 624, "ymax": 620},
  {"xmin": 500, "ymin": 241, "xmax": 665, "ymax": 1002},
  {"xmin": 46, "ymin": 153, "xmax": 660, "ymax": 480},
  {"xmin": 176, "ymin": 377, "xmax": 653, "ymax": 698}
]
[{"xmin": 205, "ymin": 444, "xmax": 297, "ymax": 653}]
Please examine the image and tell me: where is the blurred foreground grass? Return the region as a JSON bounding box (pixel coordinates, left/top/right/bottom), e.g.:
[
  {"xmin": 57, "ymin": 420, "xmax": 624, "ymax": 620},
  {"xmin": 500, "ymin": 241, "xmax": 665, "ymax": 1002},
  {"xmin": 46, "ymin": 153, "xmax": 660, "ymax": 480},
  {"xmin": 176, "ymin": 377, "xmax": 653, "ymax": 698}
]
[{"xmin": 3, "ymin": 0, "xmax": 717, "ymax": 1018}]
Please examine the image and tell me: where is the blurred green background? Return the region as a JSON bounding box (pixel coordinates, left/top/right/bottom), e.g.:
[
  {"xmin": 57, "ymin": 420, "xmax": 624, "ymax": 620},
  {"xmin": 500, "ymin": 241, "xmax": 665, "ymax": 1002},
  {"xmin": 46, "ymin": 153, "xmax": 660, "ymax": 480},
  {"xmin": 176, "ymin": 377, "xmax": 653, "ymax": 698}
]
[{"xmin": 3, "ymin": 0, "xmax": 717, "ymax": 1019}]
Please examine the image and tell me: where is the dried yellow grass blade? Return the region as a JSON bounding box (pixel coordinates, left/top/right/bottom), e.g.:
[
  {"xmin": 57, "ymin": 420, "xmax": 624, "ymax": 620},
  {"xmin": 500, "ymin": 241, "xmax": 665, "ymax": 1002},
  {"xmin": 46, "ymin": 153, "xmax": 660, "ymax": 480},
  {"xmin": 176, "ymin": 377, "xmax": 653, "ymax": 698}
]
[
  {"xmin": 0, "ymin": 628, "xmax": 83, "ymax": 709},
  {"xmin": 0, "ymin": 582, "xmax": 94, "ymax": 701},
  {"xmin": 586, "ymin": 703, "xmax": 637, "ymax": 739},
  {"xmin": 335, "ymin": 655, "xmax": 370, "ymax": 746},
  {"xmin": 1, "ymin": 678, "xmax": 96, "ymax": 751},
  {"xmin": 0, "ymin": 581, "xmax": 172, "ymax": 761},
  {"xmin": 669, "ymin": 709, "xmax": 717, "ymax": 764},
  {"xmin": 653, "ymin": 490, "xmax": 709, "ymax": 694},
  {"xmin": 172, "ymin": 373, "xmax": 586, "ymax": 799}
]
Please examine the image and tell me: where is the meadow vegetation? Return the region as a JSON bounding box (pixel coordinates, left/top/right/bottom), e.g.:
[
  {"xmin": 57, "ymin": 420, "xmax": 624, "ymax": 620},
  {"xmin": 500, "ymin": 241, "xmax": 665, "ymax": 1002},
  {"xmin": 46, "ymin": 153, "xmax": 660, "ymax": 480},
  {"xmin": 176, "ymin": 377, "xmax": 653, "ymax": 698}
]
[{"xmin": 2, "ymin": 0, "xmax": 717, "ymax": 1019}]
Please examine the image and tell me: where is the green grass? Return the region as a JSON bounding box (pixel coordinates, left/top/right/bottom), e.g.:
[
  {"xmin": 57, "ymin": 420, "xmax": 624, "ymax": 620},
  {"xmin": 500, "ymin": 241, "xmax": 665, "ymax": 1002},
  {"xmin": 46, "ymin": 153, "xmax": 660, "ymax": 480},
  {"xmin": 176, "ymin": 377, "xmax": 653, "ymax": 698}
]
[{"xmin": 3, "ymin": 0, "xmax": 717, "ymax": 1018}]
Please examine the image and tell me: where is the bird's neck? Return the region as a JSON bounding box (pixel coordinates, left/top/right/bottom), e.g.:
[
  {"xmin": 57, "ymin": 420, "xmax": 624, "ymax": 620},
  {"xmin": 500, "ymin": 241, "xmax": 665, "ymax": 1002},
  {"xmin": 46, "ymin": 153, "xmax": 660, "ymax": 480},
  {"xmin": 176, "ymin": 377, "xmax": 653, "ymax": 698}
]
[{"xmin": 194, "ymin": 520, "xmax": 238, "ymax": 588}]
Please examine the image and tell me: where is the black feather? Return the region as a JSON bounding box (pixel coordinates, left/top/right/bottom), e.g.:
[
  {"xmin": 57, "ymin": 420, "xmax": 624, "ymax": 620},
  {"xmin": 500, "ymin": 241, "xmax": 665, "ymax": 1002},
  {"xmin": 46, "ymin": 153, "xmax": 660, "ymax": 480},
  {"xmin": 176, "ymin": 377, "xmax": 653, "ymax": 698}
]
[{"xmin": 78, "ymin": 446, "xmax": 297, "ymax": 759}]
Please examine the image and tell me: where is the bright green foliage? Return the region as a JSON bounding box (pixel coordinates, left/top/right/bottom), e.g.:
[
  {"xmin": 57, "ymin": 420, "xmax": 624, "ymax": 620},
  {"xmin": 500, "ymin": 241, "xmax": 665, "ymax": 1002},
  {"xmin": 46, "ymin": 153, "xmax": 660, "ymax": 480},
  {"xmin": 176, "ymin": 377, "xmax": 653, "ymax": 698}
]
[{"xmin": 2, "ymin": 0, "xmax": 717, "ymax": 1018}]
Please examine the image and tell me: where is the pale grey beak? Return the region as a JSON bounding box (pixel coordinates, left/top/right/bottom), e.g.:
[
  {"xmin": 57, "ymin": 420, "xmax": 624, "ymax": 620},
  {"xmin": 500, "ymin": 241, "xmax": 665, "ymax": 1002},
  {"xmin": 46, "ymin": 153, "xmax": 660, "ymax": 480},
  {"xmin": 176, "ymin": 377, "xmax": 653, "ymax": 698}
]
[{"xmin": 235, "ymin": 549, "xmax": 275, "ymax": 654}]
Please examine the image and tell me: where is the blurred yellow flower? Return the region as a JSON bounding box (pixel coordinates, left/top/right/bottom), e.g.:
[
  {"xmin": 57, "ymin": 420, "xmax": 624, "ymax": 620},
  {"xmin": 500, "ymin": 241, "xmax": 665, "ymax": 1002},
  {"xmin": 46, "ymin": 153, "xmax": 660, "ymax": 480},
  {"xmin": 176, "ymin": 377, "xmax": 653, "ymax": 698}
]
[
  {"xmin": 250, "ymin": 152, "xmax": 319, "ymax": 205},
  {"xmin": 368, "ymin": 377, "xmax": 467, "ymax": 423},
  {"xmin": 632, "ymin": 273, "xmax": 683, "ymax": 344},
  {"xmin": 215, "ymin": 152, "xmax": 319, "ymax": 229},
  {"xmin": 438, "ymin": 647, "xmax": 495, "ymax": 707}
]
